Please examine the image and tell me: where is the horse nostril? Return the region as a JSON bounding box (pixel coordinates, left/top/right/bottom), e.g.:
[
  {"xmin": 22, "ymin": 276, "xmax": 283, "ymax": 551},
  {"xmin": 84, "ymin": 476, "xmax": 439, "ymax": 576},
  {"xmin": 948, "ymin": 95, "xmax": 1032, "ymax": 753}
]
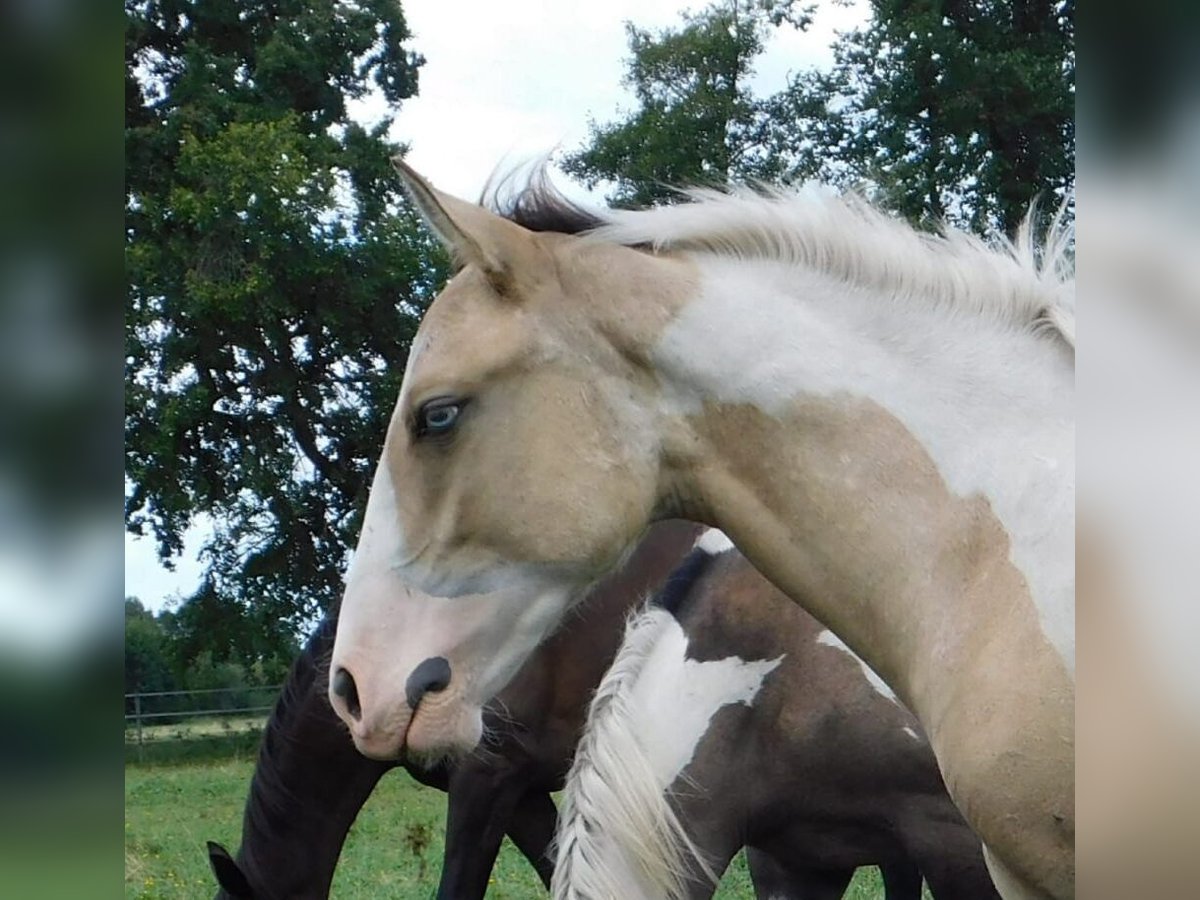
[
  {"xmin": 331, "ymin": 667, "xmax": 361, "ymax": 721},
  {"xmin": 406, "ymin": 656, "xmax": 452, "ymax": 709}
]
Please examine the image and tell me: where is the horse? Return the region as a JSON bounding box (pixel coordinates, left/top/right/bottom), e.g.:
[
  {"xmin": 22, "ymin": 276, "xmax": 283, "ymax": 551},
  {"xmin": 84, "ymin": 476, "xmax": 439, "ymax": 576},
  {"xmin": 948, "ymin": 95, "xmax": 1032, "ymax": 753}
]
[
  {"xmin": 207, "ymin": 519, "xmax": 704, "ymax": 899},
  {"xmin": 555, "ymin": 530, "xmax": 1001, "ymax": 900},
  {"xmin": 326, "ymin": 162, "xmax": 1075, "ymax": 900}
]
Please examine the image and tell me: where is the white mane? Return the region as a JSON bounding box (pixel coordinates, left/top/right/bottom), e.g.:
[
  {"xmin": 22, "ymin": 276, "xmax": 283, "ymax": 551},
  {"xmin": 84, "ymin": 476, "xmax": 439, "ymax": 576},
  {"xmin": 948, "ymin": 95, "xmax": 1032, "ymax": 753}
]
[
  {"xmin": 552, "ymin": 605, "xmax": 718, "ymax": 900},
  {"xmin": 588, "ymin": 186, "xmax": 1075, "ymax": 348}
]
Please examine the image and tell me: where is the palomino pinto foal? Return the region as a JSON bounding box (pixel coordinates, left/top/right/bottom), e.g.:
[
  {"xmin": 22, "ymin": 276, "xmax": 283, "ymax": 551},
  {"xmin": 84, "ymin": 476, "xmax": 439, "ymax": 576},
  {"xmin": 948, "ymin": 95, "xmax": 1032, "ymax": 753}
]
[
  {"xmin": 555, "ymin": 532, "xmax": 1001, "ymax": 900},
  {"xmin": 328, "ymin": 164, "xmax": 1075, "ymax": 899},
  {"xmin": 209, "ymin": 520, "xmax": 703, "ymax": 899}
]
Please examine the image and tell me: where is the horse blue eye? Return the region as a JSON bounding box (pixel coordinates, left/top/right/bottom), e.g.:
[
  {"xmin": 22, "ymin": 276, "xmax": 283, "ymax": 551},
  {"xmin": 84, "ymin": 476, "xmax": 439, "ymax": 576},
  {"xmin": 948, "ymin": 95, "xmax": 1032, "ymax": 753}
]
[{"xmin": 420, "ymin": 402, "xmax": 461, "ymax": 435}]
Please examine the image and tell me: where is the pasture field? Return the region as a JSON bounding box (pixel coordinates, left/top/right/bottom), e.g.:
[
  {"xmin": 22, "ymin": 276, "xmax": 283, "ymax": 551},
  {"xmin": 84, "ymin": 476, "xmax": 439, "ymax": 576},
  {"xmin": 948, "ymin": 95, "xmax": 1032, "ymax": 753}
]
[
  {"xmin": 128, "ymin": 713, "xmax": 270, "ymax": 742},
  {"xmin": 125, "ymin": 743, "xmax": 901, "ymax": 899}
]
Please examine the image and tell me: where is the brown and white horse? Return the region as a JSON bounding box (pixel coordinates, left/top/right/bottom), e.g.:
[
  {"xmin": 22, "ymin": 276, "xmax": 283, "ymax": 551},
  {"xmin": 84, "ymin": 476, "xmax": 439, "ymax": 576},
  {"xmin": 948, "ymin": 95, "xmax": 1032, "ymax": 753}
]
[
  {"xmin": 555, "ymin": 530, "xmax": 1000, "ymax": 900},
  {"xmin": 328, "ymin": 164, "xmax": 1075, "ymax": 899}
]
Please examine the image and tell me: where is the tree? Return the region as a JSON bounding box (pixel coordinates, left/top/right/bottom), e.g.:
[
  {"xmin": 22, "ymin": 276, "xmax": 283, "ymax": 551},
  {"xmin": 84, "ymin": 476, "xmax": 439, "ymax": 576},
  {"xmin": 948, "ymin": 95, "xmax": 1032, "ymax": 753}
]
[
  {"xmin": 125, "ymin": 1, "xmax": 448, "ymax": 629},
  {"xmin": 570, "ymin": 0, "xmax": 1073, "ymax": 236},
  {"xmin": 124, "ymin": 591, "xmax": 295, "ymax": 716},
  {"xmin": 158, "ymin": 578, "xmax": 296, "ymax": 681},
  {"xmin": 563, "ymin": 1, "xmax": 813, "ymax": 207},
  {"xmin": 125, "ymin": 597, "xmax": 176, "ymax": 697},
  {"xmin": 782, "ymin": 0, "xmax": 1076, "ymax": 234}
]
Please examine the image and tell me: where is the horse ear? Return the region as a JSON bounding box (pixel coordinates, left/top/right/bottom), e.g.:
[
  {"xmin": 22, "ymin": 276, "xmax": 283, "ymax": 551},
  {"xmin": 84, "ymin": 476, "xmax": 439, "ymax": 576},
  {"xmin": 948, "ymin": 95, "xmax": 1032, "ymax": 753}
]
[
  {"xmin": 206, "ymin": 841, "xmax": 255, "ymax": 898},
  {"xmin": 392, "ymin": 156, "xmax": 534, "ymax": 299}
]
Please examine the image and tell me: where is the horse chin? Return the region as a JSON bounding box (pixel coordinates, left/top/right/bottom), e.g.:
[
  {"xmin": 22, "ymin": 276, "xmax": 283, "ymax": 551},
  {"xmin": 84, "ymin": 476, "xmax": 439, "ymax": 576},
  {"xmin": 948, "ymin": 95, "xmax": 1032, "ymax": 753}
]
[
  {"xmin": 346, "ymin": 699, "xmax": 481, "ymax": 763},
  {"xmin": 403, "ymin": 697, "xmax": 484, "ymax": 764},
  {"xmin": 348, "ymin": 729, "xmax": 408, "ymax": 762}
]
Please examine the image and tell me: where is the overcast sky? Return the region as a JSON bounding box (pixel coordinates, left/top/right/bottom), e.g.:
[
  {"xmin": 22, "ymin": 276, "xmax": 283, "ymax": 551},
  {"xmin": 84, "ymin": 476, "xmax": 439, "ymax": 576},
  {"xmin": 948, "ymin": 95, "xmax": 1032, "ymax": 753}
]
[{"xmin": 123, "ymin": 0, "xmax": 866, "ymax": 614}]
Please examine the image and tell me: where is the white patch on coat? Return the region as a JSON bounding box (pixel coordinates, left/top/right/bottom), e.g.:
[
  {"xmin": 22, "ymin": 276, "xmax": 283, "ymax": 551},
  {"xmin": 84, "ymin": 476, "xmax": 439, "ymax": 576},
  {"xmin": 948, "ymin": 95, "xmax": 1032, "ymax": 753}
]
[
  {"xmin": 630, "ymin": 613, "xmax": 783, "ymax": 789},
  {"xmin": 693, "ymin": 528, "xmax": 734, "ymax": 556},
  {"xmin": 903, "ymin": 726, "xmax": 922, "ymax": 742},
  {"xmin": 817, "ymin": 629, "xmax": 899, "ymax": 704},
  {"xmin": 653, "ymin": 251, "xmax": 1075, "ymax": 675},
  {"xmin": 554, "ymin": 607, "xmax": 782, "ymax": 900}
]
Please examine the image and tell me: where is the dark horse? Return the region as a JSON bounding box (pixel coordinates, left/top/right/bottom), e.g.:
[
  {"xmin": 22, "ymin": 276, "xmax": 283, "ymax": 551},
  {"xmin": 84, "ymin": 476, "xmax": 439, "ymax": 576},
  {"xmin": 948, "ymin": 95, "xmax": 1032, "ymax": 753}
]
[
  {"xmin": 207, "ymin": 520, "xmax": 703, "ymax": 899},
  {"xmin": 555, "ymin": 531, "xmax": 1002, "ymax": 900}
]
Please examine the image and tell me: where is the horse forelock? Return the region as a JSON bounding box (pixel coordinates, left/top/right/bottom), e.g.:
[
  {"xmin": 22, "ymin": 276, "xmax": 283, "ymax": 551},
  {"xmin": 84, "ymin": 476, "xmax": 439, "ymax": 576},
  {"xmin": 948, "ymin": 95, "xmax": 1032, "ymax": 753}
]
[{"xmin": 483, "ymin": 164, "xmax": 604, "ymax": 237}]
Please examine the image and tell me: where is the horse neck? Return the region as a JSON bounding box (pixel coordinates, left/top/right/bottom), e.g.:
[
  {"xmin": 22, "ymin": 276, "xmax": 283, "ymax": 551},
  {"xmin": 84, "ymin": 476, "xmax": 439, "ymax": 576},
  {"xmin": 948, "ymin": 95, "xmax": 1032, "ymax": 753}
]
[
  {"xmin": 647, "ymin": 258, "xmax": 1075, "ymax": 720},
  {"xmin": 239, "ymin": 622, "xmax": 393, "ymax": 894}
]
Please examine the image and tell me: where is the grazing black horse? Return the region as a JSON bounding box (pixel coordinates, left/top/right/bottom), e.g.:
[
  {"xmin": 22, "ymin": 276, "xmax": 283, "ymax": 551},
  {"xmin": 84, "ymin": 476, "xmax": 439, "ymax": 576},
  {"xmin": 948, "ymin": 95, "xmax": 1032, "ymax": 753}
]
[
  {"xmin": 207, "ymin": 520, "xmax": 703, "ymax": 899},
  {"xmin": 553, "ymin": 532, "xmax": 1002, "ymax": 900}
]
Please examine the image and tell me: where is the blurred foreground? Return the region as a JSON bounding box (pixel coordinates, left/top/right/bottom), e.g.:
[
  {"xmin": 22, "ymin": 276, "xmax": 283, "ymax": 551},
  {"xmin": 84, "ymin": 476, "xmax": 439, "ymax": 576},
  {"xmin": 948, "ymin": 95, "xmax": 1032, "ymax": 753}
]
[
  {"xmin": 1077, "ymin": 2, "xmax": 1200, "ymax": 895},
  {"xmin": 0, "ymin": 0, "xmax": 119, "ymax": 895}
]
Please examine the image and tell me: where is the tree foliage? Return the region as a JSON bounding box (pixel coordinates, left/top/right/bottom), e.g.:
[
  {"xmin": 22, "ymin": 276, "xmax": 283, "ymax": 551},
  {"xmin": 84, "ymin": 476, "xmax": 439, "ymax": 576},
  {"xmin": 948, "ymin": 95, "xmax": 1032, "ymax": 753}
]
[
  {"xmin": 563, "ymin": 1, "xmax": 813, "ymax": 207},
  {"xmin": 786, "ymin": 0, "xmax": 1076, "ymax": 233},
  {"xmin": 124, "ymin": 595, "xmax": 295, "ymax": 714},
  {"xmin": 570, "ymin": 0, "xmax": 1074, "ymax": 235},
  {"xmin": 124, "ymin": 0, "xmax": 448, "ymax": 632},
  {"xmin": 125, "ymin": 597, "xmax": 175, "ymax": 695}
]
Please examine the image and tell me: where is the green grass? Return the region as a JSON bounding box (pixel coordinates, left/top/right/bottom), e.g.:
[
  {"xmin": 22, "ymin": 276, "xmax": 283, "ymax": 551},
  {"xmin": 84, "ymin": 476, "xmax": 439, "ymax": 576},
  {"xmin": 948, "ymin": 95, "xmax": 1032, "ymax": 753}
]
[{"xmin": 125, "ymin": 752, "xmax": 896, "ymax": 898}]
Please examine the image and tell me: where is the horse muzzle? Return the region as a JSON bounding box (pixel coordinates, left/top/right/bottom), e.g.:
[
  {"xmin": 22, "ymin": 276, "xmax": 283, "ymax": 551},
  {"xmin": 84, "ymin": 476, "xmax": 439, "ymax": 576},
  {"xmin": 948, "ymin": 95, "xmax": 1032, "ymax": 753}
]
[{"xmin": 329, "ymin": 658, "xmax": 481, "ymax": 761}]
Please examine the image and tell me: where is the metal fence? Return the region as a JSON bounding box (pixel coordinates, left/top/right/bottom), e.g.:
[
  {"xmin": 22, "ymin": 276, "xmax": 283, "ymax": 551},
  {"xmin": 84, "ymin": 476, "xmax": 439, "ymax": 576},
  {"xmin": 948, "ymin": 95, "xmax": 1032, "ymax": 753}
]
[{"xmin": 124, "ymin": 684, "xmax": 284, "ymax": 761}]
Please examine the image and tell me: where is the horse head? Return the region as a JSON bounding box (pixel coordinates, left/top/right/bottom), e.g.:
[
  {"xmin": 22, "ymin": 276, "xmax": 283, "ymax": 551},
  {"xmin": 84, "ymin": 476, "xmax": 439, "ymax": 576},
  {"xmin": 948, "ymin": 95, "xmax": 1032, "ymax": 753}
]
[{"xmin": 328, "ymin": 163, "xmax": 686, "ymax": 761}]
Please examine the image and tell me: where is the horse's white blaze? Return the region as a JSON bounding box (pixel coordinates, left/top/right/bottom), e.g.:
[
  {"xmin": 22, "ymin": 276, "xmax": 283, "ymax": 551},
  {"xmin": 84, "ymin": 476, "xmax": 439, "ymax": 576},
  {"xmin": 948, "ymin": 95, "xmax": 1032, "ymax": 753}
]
[
  {"xmin": 817, "ymin": 630, "xmax": 900, "ymax": 704},
  {"xmin": 629, "ymin": 612, "xmax": 783, "ymax": 790},
  {"xmin": 654, "ymin": 257, "xmax": 1075, "ymax": 674},
  {"xmin": 346, "ymin": 459, "xmax": 407, "ymax": 585},
  {"xmin": 693, "ymin": 527, "xmax": 734, "ymax": 556}
]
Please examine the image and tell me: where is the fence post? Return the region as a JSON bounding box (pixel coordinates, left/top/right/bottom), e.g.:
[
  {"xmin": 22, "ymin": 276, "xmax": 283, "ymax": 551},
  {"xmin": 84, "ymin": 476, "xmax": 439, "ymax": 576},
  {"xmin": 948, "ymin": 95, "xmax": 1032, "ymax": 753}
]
[{"xmin": 135, "ymin": 692, "xmax": 144, "ymax": 764}]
